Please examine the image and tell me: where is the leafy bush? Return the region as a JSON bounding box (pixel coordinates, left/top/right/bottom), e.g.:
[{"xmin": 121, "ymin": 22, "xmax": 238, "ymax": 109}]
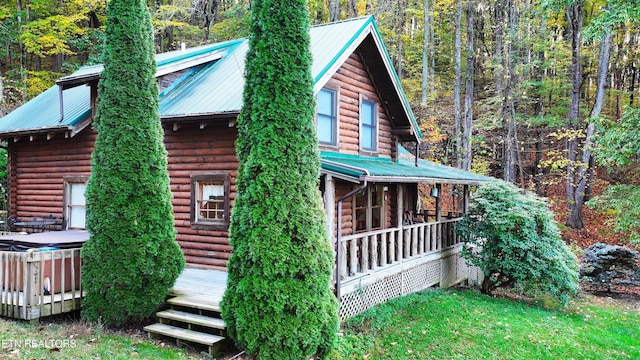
[
  {"xmin": 589, "ymin": 108, "xmax": 640, "ymax": 245},
  {"xmin": 81, "ymin": 0, "xmax": 184, "ymax": 327},
  {"xmin": 587, "ymin": 185, "xmax": 640, "ymax": 245},
  {"xmin": 455, "ymin": 180, "xmax": 579, "ymax": 304},
  {"xmin": 220, "ymin": 1, "xmax": 338, "ymax": 359}
]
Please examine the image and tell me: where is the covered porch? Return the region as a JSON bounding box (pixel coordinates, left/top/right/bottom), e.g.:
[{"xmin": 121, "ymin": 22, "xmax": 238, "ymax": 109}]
[{"xmin": 321, "ymin": 148, "xmax": 489, "ymax": 319}]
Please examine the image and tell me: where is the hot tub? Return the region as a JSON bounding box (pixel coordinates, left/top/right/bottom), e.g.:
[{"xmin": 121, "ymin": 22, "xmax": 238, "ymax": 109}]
[{"xmin": 0, "ymin": 231, "xmax": 88, "ymax": 294}]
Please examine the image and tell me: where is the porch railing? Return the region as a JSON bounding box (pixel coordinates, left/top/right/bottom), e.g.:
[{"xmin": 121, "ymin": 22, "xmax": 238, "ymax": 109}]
[
  {"xmin": 0, "ymin": 248, "xmax": 83, "ymax": 320},
  {"xmin": 337, "ymin": 218, "xmax": 462, "ymax": 283}
]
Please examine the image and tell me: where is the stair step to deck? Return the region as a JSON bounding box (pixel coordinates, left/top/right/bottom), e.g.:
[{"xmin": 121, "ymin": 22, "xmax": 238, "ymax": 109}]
[
  {"xmin": 144, "ymin": 323, "xmax": 225, "ymax": 348},
  {"xmin": 167, "ymin": 296, "xmax": 220, "ymax": 312},
  {"xmin": 156, "ymin": 309, "xmax": 226, "ymax": 330}
]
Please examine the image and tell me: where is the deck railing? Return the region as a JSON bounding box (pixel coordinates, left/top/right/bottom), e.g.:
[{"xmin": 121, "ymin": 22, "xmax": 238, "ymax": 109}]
[
  {"xmin": 337, "ymin": 218, "xmax": 462, "ymax": 283},
  {"xmin": 0, "ymin": 248, "xmax": 83, "ymax": 320}
]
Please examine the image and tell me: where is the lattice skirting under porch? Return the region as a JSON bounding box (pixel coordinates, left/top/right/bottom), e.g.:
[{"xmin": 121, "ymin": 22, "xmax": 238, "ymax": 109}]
[{"xmin": 338, "ymin": 251, "xmax": 483, "ymax": 320}]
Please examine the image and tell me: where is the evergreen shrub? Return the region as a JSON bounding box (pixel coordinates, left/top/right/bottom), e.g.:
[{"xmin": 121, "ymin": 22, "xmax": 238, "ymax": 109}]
[
  {"xmin": 81, "ymin": 0, "xmax": 184, "ymax": 326},
  {"xmin": 456, "ymin": 180, "xmax": 579, "ymax": 304},
  {"xmin": 221, "ymin": 0, "xmax": 339, "ymax": 359}
]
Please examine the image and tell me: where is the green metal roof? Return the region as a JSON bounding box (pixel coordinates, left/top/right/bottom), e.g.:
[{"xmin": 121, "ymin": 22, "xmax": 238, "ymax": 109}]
[
  {"xmin": 0, "ymin": 85, "xmax": 90, "ymax": 135},
  {"xmin": 321, "ymin": 147, "xmax": 492, "ymax": 184},
  {"xmin": 0, "ymin": 17, "xmax": 421, "ymax": 140}
]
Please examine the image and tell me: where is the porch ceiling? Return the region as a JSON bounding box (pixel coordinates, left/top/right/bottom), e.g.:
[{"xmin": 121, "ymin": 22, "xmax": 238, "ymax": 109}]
[{"xmin": 320, "ymin": 150, "xmax": 493, "ymax": 185}]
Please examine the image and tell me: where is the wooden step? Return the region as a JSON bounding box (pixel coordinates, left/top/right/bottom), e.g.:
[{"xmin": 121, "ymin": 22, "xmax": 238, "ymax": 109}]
[
  {"xmin": 156, "ymin": 309, "xmax": 226, "ymax": 330},
  {"xmin": 168, "ymin": 296, "xmax": 220, "ymax": 312},
  {"xmin": 144, "ymin": 323, "xmax": 225, "ymax": 354}
]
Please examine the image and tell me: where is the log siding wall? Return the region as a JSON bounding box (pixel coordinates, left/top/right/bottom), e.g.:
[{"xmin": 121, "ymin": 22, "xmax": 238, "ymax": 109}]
[
  {"xmin": 7, "ymin": 49, "xmax": 403, "ymax": 270},
  {"xmin": 322, "ymin": 52, "xmax": 394, "ymax": 158},
  {"xmin": 9, "ymin": 130, "xmax": 95, "ymax": 222},
  {"xmin": 164, "ymin": 122, "xmax": 237, "ymax": 269}
]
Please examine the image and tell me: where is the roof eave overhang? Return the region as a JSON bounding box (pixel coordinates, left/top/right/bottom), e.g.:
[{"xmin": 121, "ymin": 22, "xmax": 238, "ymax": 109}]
[
  {"xmin": 321, "ymin": 158, "xmax": 485, "ymax": 185},
  {"xmin": 0, "ymin": 110, "xmax": 93, "ymax": 140},
  {"xmin": 362, "ymin": 175, "xmax": 483, "ymax": 185},
  {"xmin": 0, "ymin": 126, "xmax": 71, "ymax": 140},
  {"xmin": 56, "ymin": 72, "xmax": 101, "ymax": 90},
  {"xmin": 161, "ymin": 111, "xmax": 240, "ymax": 123},
  {"xmin": 320, "ymin": 169, "xmax": 363, "ymax": 184}
]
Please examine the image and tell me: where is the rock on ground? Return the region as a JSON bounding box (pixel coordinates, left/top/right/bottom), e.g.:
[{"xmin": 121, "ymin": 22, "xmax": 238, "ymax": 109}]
[{"xmin": 580, "ymin": 242, "xmax": 640, "ymax": 295}]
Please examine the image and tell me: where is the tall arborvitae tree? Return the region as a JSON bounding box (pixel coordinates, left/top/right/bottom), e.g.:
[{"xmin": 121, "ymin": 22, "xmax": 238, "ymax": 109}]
[
  {"xmin": 81, "ymin": 0, "xmax": 185, "ymax": 326},
  {"xmin": 221, "ymin": 0, "xmax": 338, "ymax": 359}
]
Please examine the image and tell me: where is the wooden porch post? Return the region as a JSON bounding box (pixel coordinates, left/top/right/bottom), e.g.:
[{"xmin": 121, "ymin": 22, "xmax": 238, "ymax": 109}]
[
  {"xmin": 463, "ymin": 184, "xmax": 469, "ymax": 213},
  {"xmin": 435, "ymin": 183, "xmax": 442, "ymax": 221},
  {"xmin": 435, "ymin": 183, "xmax": 442, "ymax": 250},
  {"xmin": 324, "ymin": 175, "xmax": 335, "ymax": 245},
  {"xmin": 396, "ymin": 184, "xmax": 404, "ymax": 262},
  {"xmin": 324, "ymin": 175, "xmax": 336, "ymax": 289}
]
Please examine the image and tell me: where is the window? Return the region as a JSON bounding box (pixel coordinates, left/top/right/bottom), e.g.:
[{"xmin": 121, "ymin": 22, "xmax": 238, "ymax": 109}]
[
  {"xmin": 354, "ymin": 185, "xmax": 385, "ymax": 233},
  {"xmin": 64, "ymin": 177, "xmax": 88, "ymax": 229},
  {"xmin": 191, "ymin": 174, "xmax": 230, "ymax": 230},
  {"xmin": 317, "ymin": 88, "xmax": 337, "ymax": 146},
  {"xmin": 360, "ymin": 99, "xmax": 377, "ymax": 151}
]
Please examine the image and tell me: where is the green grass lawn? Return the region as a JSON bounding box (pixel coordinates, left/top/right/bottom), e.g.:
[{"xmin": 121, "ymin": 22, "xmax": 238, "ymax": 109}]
[
  {"xmin": 330, "ymin": 289, "xmax": 640, "ymax": 360},
  {"xmin": 0, "ymin": 290, "xmax": 637, "ymax": 359},
  {"xmin": 0, "ymin": 316, "xmax": 202, "ymax": 359}
]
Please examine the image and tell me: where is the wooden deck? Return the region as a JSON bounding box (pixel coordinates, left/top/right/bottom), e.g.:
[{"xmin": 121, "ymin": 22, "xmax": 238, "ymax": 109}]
[
  {"xmin": 0, "ymin": 237, "xmax": 85, "ymax": 321},
  {"xmin": 170, "ymin": 267, "xmax": 227, "ymax": 306}
]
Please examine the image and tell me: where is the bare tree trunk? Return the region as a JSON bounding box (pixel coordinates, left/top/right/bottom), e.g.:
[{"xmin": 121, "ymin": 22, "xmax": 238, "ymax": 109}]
[
  {"xmin": 0, "ymin": 74, "xmax": 4, "ymax": 113},
  {"xmin": 329, "ymin": 0, "xmax": 339, "ymax": 22},
  {"xmin": 421, "ymin": 0, "xmax": 430, "ymax": 105},
  {"xmin": 494, "ymin": 0, "xmax": 504, "ymax": 105},
  {"xmin": 16, "ymin": 0, "xmax": 27, "ymax": 102},
  {"xmin": 533, "ymin": 16, "xmax": 546, "ymax": 196},
  {"xmin": 565, "ymin": 0, "xmax": 584, "ymax": 229},
  {"xmin": 429, "ymin": 0, "xmax": 435, "ymax": 96},
  {"xmin": 629, "ymin": 30, "xmax": 637, "ymax": 106},
  {"xmin": 503, "ymin": 0, "xmax": 518, "ymax": 183},
  {"xmin": 200, "ymin": 0, "xmax": 219, "ymax": 41},
  {"xmin": 569, "ymin": 30, "xmax": 613, "ymax": 227},
  {"xmin": 348, "ymin": 0, "xmax": 358, "ymax": 18},
  {"xmin": 454, "ymin": 0, "xmax": 462, "ymax": 168},
  {"xmin": 462, "ymin": 0, "xmax": 475, "ymax": 171},
  {"xmin": 395, "ymin": 0, "xmax": 407, "ymax": 79}
]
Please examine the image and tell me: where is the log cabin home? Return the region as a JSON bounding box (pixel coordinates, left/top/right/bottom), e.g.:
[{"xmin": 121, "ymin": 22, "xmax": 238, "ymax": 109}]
[{"xmin": 0, "ymin": 16, "xmax": 489, "ymax": 326}]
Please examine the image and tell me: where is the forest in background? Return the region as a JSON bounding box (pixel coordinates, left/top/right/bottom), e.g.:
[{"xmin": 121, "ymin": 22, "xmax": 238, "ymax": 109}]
[{"xmin": 0, "ymin": 0, "xmax": 638, "ymax": 246}]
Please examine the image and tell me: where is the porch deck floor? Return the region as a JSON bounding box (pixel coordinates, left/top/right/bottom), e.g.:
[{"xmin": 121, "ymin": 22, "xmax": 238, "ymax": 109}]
[{"xmin": 170, "ymin": 268, "xmax": 228, "ymax": 305}]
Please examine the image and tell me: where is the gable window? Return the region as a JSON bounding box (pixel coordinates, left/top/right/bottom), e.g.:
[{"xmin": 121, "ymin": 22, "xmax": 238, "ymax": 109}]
[
  {"xmin": 191, "ymin": 174, "xmax": 230, "ymax": 230},
  {"xmin": 354, "ymin": 185, "xmax": 385, "ymax": 233},
  {"xmin": 317, "ymin": 88, "xmax": 338, "ymax": 146},
  {"xmin": 360, "ymin": 98, "xmax": 377, "ymax": 151},
  {"xmin": 64, "ymin": 177, "xmax": 88, "ymax": 229}
]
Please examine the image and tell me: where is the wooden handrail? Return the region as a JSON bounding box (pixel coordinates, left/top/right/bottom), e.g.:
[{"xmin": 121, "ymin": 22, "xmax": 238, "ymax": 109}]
[{"xmin": 335, "ymin": 218, "xmax": 464, "ymax": 284}]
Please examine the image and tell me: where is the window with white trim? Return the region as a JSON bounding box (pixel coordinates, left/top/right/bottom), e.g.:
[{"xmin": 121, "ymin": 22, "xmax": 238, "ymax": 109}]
[
  {"xmin": 317, "ymin": 88, "xmax": 338, "ymax": 146},
  {"xmin": 191, "ymin": 174, "xmax": 230, "ymax": 230},
  {"xmin": 360, "ymin": 99, "xmax": 377, "ymax": 151},
  {"xmin": 64, "ymin": 177, "xmax": 87, "ymax": 229}
]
